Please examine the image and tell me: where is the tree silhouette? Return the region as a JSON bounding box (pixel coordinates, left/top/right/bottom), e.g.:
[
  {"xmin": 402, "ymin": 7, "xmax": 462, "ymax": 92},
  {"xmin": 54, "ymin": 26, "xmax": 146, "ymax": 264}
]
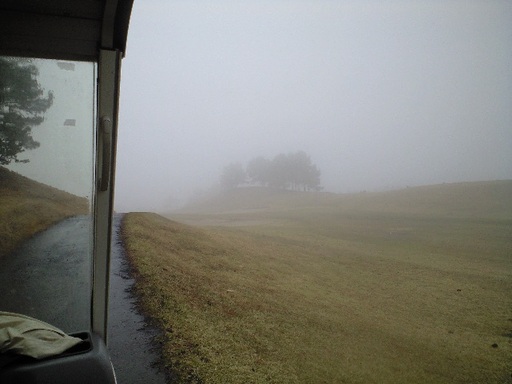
[
  {"xmin": 286, "ymin": 151, "xmax": 321, "ymax": 191},
  {"xmin": 220, "ymin": 162, "xmax": 246, "ymax": 189},
  {"xmin": 267, "ymin": 153, "xmax": 290, "ymax": 189},
  {"xmin": 245, "ymin": 151, "xmax": 322, "ymax": 191},
  {"xmin": 246, "ymin": 156, "xmax": 270, "ymax": 186},
  {"xmin": 0, "ymin": 57, "xmax": 54, "ymax": 165}
]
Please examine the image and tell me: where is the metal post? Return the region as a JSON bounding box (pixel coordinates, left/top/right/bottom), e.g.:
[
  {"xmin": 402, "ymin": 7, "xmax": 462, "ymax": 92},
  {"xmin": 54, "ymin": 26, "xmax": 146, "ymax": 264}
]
[{"xmin": 92, "ymin": 48, "xmax": 121, "ymax": 342}]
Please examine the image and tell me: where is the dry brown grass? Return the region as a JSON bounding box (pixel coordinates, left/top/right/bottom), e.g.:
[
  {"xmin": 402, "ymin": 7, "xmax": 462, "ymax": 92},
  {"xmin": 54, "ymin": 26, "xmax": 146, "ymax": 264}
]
[
  {"xmin": 0, "ymin": 166, "xmax": 89, "ymax": 257},
  {"xmin": 122, "ymin": 181, "xmax": 512, "ymax": 384}
]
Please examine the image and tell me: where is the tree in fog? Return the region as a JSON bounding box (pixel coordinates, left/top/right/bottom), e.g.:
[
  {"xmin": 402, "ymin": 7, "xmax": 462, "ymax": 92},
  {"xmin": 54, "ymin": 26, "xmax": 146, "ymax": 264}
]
[
  {"xmin": 246, "ymin": 151, "xmax": 322, "ymax": 191},
  {"xmin": 287, "ymin": 151, "xmax": 321, "ymax": 191},
  {"xmin": 0, "ymin": 57, "xmax": 54, "ymax": 165},
  {"xmin": 220, "ymin": 162, "xmax": 246, "ymax": 189},
  {"xmin": 267, "ymin": 153, "xmax": 290, "ymax": 189},
  {"xmin": 246, "ymin": 156, "xmax": 270, "ymax": 186}
]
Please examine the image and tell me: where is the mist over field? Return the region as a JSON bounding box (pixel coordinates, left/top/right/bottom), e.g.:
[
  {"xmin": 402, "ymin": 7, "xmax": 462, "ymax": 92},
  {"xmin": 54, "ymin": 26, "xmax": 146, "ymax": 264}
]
[{"xmin": 115, "ymin": 0, "xmax": 512, "ymax": 212}]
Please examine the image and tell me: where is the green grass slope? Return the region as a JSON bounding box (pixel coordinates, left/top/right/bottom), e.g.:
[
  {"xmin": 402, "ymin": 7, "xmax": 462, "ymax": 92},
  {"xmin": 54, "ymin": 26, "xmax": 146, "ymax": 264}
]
[{"xmin": 0, "ymin": 166, "xmax": 89, "ymax": 257}]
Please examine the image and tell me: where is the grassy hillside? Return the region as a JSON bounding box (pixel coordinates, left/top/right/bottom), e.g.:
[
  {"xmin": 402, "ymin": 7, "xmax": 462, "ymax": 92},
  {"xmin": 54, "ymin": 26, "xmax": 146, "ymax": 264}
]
[
  {"xmin": 0, "ymin": 166, "xmax": 89, "ymax": 257},
  {"xmin": 122, "ymin": 181, "xmax": 512, "ymax": 384}
]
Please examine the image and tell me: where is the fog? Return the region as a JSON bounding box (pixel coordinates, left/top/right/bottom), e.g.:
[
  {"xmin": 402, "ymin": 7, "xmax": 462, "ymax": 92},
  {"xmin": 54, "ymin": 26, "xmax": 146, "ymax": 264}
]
[{"xmin": 114, "ymin": 0, "xmax": 512, "ymax": 212}]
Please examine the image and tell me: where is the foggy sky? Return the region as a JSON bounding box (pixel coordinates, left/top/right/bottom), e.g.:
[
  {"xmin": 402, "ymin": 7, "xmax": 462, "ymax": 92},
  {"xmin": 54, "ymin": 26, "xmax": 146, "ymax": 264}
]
[{"xmin": 114, "ymin": 0, "xmax": 512, "ymax": 212}]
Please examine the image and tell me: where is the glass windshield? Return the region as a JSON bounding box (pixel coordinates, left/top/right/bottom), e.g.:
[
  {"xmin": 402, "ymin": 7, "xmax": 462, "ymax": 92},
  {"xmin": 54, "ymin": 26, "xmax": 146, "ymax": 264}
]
[{"xmin": 0, "ymin": 56, "xmax": 96, "ymax": 333}]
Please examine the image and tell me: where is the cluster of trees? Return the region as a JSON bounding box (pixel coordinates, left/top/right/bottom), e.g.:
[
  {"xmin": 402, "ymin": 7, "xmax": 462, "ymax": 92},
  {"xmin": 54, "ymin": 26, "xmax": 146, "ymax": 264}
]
[
  {"xmin": 0, "ymin": 57, "xmax": 53, "ymax": 165},
  {"xmin": 221, "ymin": 151, "xmax": 322, "ymax": 191}
]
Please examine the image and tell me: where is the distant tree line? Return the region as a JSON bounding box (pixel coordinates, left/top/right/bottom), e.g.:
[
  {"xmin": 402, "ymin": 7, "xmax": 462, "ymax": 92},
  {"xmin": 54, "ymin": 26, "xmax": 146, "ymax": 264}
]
[{"xmin": 221, "ymin": 151, "xmax": 322, "ymax": 191}]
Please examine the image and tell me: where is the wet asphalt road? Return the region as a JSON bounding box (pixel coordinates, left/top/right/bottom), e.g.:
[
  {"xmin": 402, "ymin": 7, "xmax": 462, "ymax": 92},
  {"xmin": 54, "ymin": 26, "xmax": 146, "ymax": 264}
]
[
  {"xmin": 108, "ymin": 214, "xmax": 167, "ymax": 384},
  {"xmin": 0, "ymin": 215, "xmax": 92, "ymax": 332},
  {"xmin": 0, "ymin": 214, "xmax": 168, "ymax": 383}
]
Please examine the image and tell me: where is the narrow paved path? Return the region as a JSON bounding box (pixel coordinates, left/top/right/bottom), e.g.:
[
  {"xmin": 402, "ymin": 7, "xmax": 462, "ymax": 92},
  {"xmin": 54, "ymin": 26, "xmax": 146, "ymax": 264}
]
[
  {"xmin": 0, "ymin": 215, "xmax": 92, "ymax": 332},
  {"xmin": 0, "ymin": 214, "xmax": 168, "ymax": 383}
]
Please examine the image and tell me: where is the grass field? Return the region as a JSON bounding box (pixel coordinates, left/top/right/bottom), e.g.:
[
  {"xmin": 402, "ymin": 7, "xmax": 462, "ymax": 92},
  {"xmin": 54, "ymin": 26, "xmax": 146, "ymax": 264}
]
[
  {"xmin": 121, "ymin": 181, "xmax": 512, "ymax": 383},
  {"xmin": 0, "ymin": 166, "xmax": 89, "ymax": 257}
]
